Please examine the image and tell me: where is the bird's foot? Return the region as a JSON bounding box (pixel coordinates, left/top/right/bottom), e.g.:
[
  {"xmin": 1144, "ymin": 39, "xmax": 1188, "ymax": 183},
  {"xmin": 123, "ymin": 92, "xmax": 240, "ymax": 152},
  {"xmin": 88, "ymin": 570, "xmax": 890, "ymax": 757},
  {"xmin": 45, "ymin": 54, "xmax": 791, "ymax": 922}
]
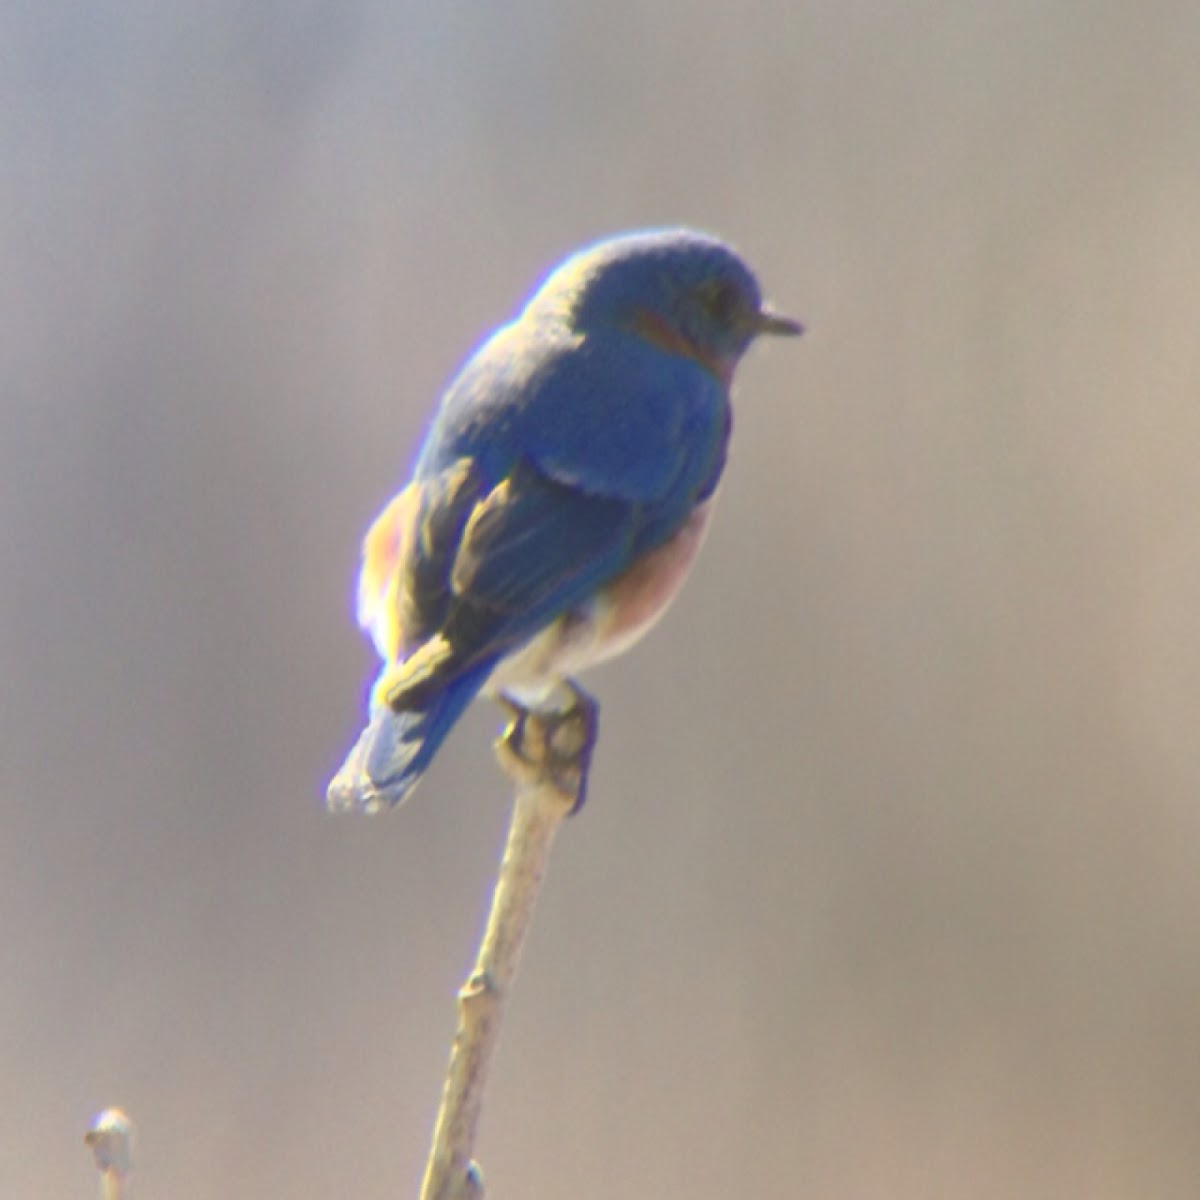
[{"xmin": 494, "ymin": 680, "xmax": 598, "ymax": 814}]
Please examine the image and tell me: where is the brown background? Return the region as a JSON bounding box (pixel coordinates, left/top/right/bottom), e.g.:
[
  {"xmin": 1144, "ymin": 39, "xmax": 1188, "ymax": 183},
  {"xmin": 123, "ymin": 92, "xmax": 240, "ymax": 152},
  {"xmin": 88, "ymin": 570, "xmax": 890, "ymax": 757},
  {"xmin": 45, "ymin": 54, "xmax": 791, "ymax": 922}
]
[{"xmin": 4, "ymin": 3, "xmax": 1199, "ymax": 1197}]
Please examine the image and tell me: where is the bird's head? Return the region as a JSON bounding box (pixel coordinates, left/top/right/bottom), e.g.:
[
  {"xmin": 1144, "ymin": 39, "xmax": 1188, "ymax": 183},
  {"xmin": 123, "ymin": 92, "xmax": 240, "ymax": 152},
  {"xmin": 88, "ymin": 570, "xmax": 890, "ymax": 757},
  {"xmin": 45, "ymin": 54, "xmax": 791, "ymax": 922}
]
[{"xmin": 530, "ymin": 228, "xmax": 803, "ymax": 385}]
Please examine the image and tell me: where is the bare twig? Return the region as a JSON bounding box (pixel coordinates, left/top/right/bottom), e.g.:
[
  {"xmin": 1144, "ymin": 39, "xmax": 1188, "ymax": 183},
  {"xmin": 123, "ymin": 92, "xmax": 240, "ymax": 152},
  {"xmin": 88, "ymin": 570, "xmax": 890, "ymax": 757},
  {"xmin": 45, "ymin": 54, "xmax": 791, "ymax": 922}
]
[
  {"xmin": 418, "ymin": 684, "xmax": 597, "ymax": 1200},
  {"xmin": 84, "ymin": 1109, "xmax": 135, "ymax": 1200}
]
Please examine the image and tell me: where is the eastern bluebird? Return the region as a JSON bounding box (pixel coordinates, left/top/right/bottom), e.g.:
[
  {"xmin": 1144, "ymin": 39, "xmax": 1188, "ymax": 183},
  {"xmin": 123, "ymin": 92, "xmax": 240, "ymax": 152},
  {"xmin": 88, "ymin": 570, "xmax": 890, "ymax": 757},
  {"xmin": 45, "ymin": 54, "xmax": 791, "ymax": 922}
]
[{"xmin": 327, "ymin": 229, "xmax": 801, "ymax": 813}]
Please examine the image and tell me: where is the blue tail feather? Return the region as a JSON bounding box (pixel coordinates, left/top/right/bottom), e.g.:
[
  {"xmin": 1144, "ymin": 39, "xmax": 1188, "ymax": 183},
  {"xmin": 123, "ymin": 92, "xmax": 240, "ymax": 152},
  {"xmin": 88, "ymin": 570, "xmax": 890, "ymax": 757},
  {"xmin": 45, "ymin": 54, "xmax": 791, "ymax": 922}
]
[{"xmin": 326, "ymin": 663, "xmax": 492, "ymax": 813}]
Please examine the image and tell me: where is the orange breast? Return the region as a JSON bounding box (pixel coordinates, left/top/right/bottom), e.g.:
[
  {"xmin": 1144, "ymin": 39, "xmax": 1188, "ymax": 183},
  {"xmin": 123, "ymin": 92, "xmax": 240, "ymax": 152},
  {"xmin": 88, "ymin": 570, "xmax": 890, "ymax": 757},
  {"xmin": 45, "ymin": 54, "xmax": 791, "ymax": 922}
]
[
  {"xmin": 593, "ymin": 500, "xmax": 714, "ymax": 658},
  {"xmin": 480, "ymin": 498, "xmax": 717, "ymax": 705}
]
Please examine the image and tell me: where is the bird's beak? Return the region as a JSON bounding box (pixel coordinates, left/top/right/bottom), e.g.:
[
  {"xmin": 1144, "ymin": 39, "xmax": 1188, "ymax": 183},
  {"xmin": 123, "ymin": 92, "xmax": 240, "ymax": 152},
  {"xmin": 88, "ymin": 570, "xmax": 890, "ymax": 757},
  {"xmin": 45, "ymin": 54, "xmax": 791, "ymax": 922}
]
[{"xmin": 755, "ymin": 306, "xmax": 804, "ymax": 337}]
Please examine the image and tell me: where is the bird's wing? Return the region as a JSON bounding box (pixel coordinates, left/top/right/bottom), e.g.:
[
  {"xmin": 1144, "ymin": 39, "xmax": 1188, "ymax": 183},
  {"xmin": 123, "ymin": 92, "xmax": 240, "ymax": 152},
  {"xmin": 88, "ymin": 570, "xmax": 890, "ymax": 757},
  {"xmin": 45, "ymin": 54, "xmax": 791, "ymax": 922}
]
[
  {"xmin": 371, "ymin": 321, "xmax": 731, "ymax": 708},
  {"xmin": 357, "ymin": 456, "xmax": 480, "ymax": 663},
  {"xmin": 379, "ymin": 457, "xmax": 635, "ymax": 709}
]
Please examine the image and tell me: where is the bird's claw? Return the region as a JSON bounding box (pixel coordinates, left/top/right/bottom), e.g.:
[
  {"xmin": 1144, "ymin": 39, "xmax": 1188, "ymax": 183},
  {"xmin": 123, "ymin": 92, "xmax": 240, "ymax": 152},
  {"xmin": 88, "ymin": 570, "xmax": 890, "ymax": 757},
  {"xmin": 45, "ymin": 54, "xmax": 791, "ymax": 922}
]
[{"xmin": 494, "ymin": 682, "xmax": 598, "ymax": 814}]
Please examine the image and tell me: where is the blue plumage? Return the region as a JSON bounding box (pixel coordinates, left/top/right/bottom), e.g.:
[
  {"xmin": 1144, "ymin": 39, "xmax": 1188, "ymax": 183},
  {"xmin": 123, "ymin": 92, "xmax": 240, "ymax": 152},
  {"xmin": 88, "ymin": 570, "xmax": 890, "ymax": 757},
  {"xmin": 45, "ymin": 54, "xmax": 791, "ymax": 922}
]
[{"xmin": 328, "ymin": 228, "xmax": 801, "ymax": 813}]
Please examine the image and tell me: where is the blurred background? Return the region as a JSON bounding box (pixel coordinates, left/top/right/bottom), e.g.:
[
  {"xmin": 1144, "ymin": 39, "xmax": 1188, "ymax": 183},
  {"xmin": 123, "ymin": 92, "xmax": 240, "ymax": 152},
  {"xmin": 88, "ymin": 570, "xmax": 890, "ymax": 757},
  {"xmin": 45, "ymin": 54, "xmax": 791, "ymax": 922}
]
[{"xmin": 4, "ymin": 3, "xmax": 1199, "ymax": 1197}]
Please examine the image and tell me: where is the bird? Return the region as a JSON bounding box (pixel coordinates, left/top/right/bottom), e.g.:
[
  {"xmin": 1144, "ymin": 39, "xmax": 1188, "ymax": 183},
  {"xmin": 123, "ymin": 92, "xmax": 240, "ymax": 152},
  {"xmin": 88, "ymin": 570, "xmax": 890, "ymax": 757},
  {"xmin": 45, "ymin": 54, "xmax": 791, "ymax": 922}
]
[{"xmin": 327, "ymin": 228, "xmax": 802, "ymax": 814}]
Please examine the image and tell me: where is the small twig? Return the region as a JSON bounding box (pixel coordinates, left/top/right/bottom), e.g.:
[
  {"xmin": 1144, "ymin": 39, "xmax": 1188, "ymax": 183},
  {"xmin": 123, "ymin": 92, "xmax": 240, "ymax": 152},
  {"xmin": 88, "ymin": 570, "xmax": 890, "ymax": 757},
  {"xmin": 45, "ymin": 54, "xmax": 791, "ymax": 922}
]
[
  {"xmin": 84, "ymin": 1109, "xmax": 135, "ymax": 1200},
  {"xmin": 418, "ymin": 684, "xmax": 598, "ymax": 1200}
]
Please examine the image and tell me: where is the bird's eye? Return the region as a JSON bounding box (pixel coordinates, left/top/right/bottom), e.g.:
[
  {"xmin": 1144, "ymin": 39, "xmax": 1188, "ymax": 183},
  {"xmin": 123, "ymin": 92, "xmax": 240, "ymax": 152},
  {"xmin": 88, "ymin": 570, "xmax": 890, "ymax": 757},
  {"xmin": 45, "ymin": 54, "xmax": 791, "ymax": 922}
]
[{"xmin": 700, "ymin": 279, "xmax": 741, "ymax": 324}]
